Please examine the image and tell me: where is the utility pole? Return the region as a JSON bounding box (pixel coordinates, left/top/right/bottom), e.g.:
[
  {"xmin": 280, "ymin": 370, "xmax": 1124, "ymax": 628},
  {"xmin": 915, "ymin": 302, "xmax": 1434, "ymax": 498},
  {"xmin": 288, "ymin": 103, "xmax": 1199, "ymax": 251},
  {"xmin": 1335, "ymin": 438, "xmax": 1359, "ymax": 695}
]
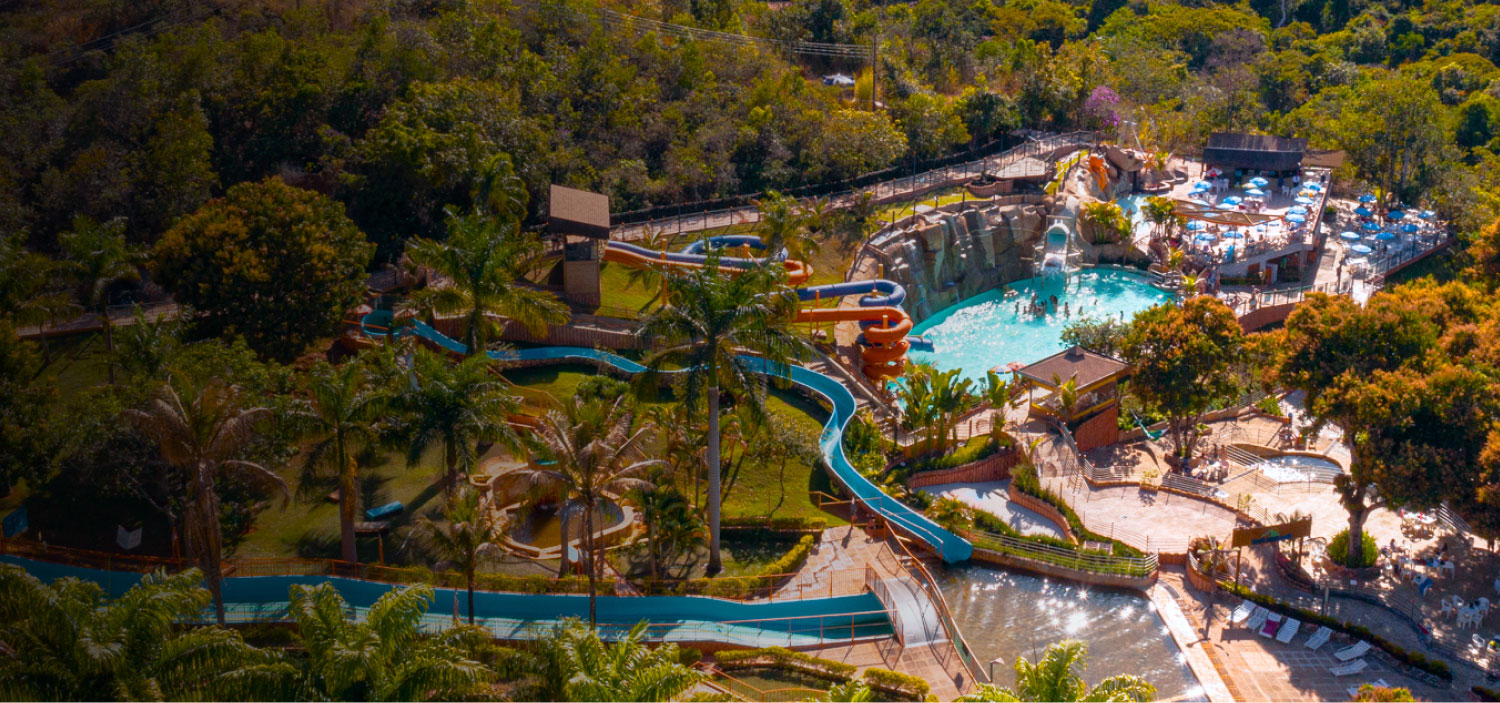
[{"xmin": 870, "ymin": 29, "xmax": 879, "ymax": 111}]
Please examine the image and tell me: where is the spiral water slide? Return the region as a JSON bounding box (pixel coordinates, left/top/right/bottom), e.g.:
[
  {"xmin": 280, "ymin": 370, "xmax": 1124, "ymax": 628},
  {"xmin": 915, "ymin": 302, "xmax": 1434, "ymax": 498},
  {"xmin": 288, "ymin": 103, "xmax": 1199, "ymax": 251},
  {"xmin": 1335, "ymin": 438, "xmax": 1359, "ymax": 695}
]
[{"xmin": 602, "ymin": 236, "xmax": 914, "ymax": 381}]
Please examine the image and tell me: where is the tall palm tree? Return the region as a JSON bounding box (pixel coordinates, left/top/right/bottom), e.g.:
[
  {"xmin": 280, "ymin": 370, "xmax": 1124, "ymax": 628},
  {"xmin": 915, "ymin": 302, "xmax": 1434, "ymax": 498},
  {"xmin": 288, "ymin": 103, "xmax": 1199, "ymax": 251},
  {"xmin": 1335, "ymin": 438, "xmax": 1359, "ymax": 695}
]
[
  {"xmin": 124, "ymin": 378, "xmax": 289, "ymax": 625},
  {"xmin": 402, "ymin": 210, "xmax": 569, "ymax": 357},
  {"xmin": 637, "ymin": 258, "xmax": 809, "ymax": 573},
  {"xmin": 519, "ymin": 397, "xmax": 660, "ymax": 623},
  {"xmin": 394, "ymin": 349, "xmax": 520, "ymax": 493},
  {"xmin": 303, "ymin": 359, "xmax": 387, "ymax": 563},
  {"xmin": 114, "ymin": 304, "xmax": 181, "ymax": 381},
  {"xmin": 755, "ymin": 191, "xmax": 821, "ymax": 262},
  {"xmin": 286, "ymin": 582, "xmax": 493, "ymax": 700},
  {"xmin": 0, "ymin": 564, "xmax": 286, "ymax": 701},
  {"xmin": 956, "ymin": 640, "xmax": 1155, "ymax": 702},
  {"xmin": 59, "ymin": 215, "xmax": 140, "ymax": 384},
  {"xmin": 414, "ymin": 485, "xmax": 506, "ymax": 625},
  {"xmin": 520, "ymin": 619, "xmax": 703, "ymax": 702}
]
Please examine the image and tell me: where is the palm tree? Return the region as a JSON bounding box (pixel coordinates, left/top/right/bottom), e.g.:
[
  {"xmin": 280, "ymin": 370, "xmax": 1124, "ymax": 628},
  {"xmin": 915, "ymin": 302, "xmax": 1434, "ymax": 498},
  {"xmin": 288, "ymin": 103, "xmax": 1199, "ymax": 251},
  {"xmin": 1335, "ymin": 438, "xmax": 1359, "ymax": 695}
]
[
  {"xmin": 755, "ymin": 190, "xmax": 821, "ymax": 262},
  {"xmin": 926, "ymin": 495, "xmax": 974, "ymax": 532},
  {"xmin": 825, "ymin": 680, "xmax": 876, "ymax": 702},
  {"xmin": 303, "ymin": 359, "xmax": 387, "ymax": 563},
  {"xmin": 59, "ymin": 215, "xmax": 140, "ymax": 384},
  {"xmin": 520, "ymin": 619, "xmax": 703, "ymax": 702},
  {"xmin": 637, "ymin": 258, "xmax": 810, "ymax": 573},
  {"xmin": 0, "ymin": 564, "xmax": 286, "ymax": 701},
  {"xmin": 957, "ymin": 640, "xmax": 1155, "ymax": 702},
  {"xmin": 402, "ymin": 210, "xmax": 569, "ymax": 357},
  {"xmin": 982, "ymin": 369, "xmax": 1024, "ymax": 444},
  {"xmin": 519, "ymin": 397, "xmax": 659, "ymax": 623},
  {"xmin": 124, "ymin": 378, "xmax": 289, "ymax": 625},
  {"xmin": 394, "ymin": 349, "xmax": 520, "ymax": 493},
  {"xmin": 286, "ymin": 582, "xmax": 493, "ymax": 700},
  {"xmin": 931, "ymin": 366, "xmax": 976, "ymax": 449},
  {"xmin": 414, "ymin": 485, "xmax": 506, "ymax": 625},
  {"xmin": 630, "ymin": 485, "xmax": 703, "ymax": 581},
  {"xmin": 1050, "ymin": 374, "xmax": 1082, "ymax": 422},
  {"xmin": 114, "ymin": 304, "xmax": 181, "ymax": 381}
]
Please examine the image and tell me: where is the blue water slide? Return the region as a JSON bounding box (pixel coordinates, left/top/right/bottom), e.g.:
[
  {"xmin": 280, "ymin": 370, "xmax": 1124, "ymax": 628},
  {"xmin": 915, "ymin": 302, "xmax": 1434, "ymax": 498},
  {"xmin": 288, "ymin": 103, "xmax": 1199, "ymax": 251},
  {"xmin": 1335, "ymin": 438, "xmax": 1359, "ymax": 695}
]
[
  {"xmin": 680, "ymin": 234, "xmax": 773, "ymax": 256},
  {"xmin": 797, "ymin": 279, "xmax": 906, "ymax": 309},
  {"xmin": 3, "ymin": 556, "xmax": 891, "ymax": 645},
  {"xmin": 608, "ymin": 241, "xmax": 766, "ymax": 270},
  {"xmin": 367, "ymin": 315, "xmax": 972, "ymax": 563}
]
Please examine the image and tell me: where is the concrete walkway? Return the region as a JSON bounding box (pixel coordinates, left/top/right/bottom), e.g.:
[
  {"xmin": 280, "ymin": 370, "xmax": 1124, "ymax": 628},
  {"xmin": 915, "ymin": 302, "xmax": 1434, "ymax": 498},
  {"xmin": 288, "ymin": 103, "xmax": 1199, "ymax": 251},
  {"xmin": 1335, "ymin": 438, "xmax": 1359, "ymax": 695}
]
[{"xmin": 923, "ymin": 480, "xmax": 1067, "ymax": 539}]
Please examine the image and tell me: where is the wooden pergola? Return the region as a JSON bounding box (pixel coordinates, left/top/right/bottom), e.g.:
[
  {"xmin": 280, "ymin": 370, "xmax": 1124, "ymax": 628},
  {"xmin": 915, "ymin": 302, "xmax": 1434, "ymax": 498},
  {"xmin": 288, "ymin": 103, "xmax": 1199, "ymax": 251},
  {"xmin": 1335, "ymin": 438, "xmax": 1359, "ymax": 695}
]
[{"xmin": 1172, "ymin": 200, "xmax": 1284, "ymax": 227}]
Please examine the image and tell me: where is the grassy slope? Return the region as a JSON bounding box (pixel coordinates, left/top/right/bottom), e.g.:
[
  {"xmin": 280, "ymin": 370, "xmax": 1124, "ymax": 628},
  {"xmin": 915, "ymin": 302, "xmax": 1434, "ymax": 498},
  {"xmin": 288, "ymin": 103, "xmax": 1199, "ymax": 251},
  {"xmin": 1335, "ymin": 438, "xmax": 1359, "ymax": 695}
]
[{"xmin": 502, "ymin": 364, "xmax": 845, "ymax": 526}]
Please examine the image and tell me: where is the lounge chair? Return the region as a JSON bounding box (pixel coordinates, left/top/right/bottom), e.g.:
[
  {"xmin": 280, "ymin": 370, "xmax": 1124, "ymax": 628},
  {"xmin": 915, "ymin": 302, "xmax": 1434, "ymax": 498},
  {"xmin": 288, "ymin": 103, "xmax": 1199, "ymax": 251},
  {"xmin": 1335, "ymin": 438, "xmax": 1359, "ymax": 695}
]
[
  {"xmin": 1276, "ymin": 617, "xmax": 1301, "ymax": 643},
  {"xmin": 1335, "ymin": 641, "xmax": 1372, "ymax": 661},
  {"xmin": 1305, "ymin": 626, "xmax": 1333, "ymax": 650},
  {"xmin": 1329, "ymin": 659, "xmax": 1368, "ymax": 677},
  {"xmin": 1230, "ymin": 600, "xmax": 1255, "ymax": 624},
  {"xmin": 1245, "ymin": 606, "xmax": 1270, "ymax": 631},
  {"xmin": 1259, "ymin": 613, "xmax": 1283, "ymax": 638}
]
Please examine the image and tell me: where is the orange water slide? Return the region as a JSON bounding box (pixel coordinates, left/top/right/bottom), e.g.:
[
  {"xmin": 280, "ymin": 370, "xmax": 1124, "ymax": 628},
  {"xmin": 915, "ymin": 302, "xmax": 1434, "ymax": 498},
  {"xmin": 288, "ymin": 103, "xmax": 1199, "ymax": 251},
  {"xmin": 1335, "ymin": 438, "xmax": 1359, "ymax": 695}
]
[
  {"xmin": 602, "ymin": 244, "xmax": 812, "ymax": 286},
  {"xmin": 1088, "ymin": 154, "xmax": 1109, "ymax": 191},
  {"xmin": 796, "ymin": 306, "xmax": 912, "ymax": 380}
]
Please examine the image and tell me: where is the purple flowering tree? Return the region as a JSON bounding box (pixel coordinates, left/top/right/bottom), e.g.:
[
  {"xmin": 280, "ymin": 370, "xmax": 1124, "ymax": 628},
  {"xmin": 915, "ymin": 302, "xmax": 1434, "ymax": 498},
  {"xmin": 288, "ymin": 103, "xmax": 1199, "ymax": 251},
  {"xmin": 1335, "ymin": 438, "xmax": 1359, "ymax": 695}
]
[{"xmin": 1081, "ymin": 86, "xmax": 1121, "ymax": 130}]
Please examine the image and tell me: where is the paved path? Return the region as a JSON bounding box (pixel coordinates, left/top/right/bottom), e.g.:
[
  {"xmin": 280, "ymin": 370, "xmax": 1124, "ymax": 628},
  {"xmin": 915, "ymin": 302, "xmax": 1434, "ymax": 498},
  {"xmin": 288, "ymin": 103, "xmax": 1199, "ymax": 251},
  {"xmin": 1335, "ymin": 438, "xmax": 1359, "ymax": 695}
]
[
  {"xmin": 1042, "ymin": 473, "xmax": 1238, "ymax": 553},
  {"xmin": 922, "ymin": 480, "xmax": 1066, "ymax": 539}
]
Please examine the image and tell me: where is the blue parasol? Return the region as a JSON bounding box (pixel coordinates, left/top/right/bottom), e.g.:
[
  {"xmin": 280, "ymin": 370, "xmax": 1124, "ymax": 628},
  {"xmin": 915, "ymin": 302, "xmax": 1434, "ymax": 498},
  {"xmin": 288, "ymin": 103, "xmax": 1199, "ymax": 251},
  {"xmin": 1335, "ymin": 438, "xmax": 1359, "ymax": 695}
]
[
  {"xmin": 1354, "ymin": 206, "xmax": 1373, "ymax": 217},
  {"xmin": 1223, "ymin": 230, "xmax": 1244, "ymax": 239},
  {"xmin": 1248, "ymin": 176, "xmax": 1269, "ymax": 187},
  {"xmin": 1245, "ymin": 188, "xmax": 1267, "ymax": 196},
  {"xmin": 1195, "ymin": 233, "xmax": 1217, "ymax": 244},
  {"xmin": 1351, "ymin": 244, "xmax": 1373, "ymax": 254},
  {"xmin": 1186, "ymin": 220, "xmax": 1206, "ymax": 231},
  {"xmin": 1222, "ymin": 195, "xmax": 1243, "ymax": 206},
  {"xmin": 1361, "ymin": 221, "xmax": 1381, "ymax": 231},
  {"xmin": 1294, "ymin": 196, "xmax": 1315, "ymax": 205},
  {"xmin": 1374, "ymin": 232, "xmax": 1396, "ymax": 241},
  {"xmin": 1419, "ymin": 210, "xmax": 1436, "ymax": 219},
  {"xmin": 1339, "ymin": 231, "xmax": 1361, "ymax": 242},
  {"xmin": 1286, "ymin": 213, "xmax": 1307, "ymax": 223},
  {"xmin": 1400, "ymin": 223, "xmax": 1419, "ymax": 233},
  {"xmin": 1387, "ymin": 210, "xmax": 1406, "ymax": 220},
  {"xmin": 1289, "ymin": 205, "xmax": 1309, "ymax": 214},
  {"xmin": 1359, "ymin": 194, "xmax": 1377, "ymax": 203}
]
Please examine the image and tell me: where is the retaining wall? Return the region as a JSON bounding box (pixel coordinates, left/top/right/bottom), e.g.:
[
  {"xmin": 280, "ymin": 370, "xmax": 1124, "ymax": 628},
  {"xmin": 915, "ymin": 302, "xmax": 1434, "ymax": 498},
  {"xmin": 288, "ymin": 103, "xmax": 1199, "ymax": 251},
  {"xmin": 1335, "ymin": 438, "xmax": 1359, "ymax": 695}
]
[
  {"xmin": 969, "ymin": 547, "xmax": 1157, "ymax": 589},
  {"xmin": 1008, "ymin": 490, "xmax": 1077, "ymax": 543},
  {"xmin": 906, "ymin": 450, "xmax": 1020, "ymax": 490}
]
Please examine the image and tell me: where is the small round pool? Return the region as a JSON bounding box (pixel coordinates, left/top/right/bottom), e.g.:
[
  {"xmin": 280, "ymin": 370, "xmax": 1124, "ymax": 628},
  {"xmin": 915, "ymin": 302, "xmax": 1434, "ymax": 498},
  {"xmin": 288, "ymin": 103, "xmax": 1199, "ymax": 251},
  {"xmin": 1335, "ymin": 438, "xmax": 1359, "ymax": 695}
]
[
  {"xmin": 906, "ymin": 269, "xmax": 1170, "ymax": 383},
  {"xmin": 1255, "ymin": 454, "xmax": 1343, "ymax": 483}
]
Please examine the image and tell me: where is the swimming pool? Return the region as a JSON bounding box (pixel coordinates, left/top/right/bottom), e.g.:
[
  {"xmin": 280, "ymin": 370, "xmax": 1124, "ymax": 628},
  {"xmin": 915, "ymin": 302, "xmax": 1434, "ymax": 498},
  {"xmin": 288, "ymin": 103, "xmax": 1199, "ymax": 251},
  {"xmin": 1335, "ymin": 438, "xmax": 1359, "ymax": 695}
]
[
  {"xmin": 937, "ymin": 564, "xmax": 1203, "ymax": 700},
  {"xmin": 1255, "ymin": 454, "xmax": 1344, "ymax": 483},
  {"xmin": 906, "ymin": 269, "xmax": 1170, "ymax": 383}
]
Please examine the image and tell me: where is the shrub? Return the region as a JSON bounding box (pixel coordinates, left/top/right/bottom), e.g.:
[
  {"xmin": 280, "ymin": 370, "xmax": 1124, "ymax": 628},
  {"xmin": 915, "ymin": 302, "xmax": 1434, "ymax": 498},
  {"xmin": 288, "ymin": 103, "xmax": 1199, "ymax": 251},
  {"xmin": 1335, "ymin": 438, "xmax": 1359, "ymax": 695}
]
[
  {"xmin": 722, "ymin": 516, "xmax": 829, "ymax": 532},
  {"xmin": 762, "ymin": 535, "xmax": 818, "ymax": 577},
  {"xmin": 1254, "ymin": 395, "xmax": 1284, "ymax": 417},
  {"xmin": 862, "ymin": 667, "xmax": 930, "ymax": 700},
  {"xmin": 716, "ymin": 646, "xmax": 857, "ymax": 681},
  {"xmin": 694, "ymin": 534, "xmax": 817, "ymax": 599},
  {"xmin": 1326, "ymin": 529, "xmax": 1378, "ymax": 568},
  {"xmin": 909, "ymin": 436, "xmax": 1003, "ymax": 475},
  {"xmin": 1474, "ymin": 685, "xmax": 1500, "ymax": 702}
]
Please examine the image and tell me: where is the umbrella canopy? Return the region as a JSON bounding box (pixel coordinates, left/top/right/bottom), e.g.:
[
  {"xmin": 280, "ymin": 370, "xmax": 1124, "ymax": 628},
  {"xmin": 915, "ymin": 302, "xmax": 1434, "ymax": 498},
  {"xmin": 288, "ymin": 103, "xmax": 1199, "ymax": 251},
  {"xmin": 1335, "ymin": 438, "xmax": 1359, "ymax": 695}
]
[
  {"xmin": 1294, "ymin": 196, "xmax": 1315, "ymax": 205},
  {"xmin": 1195, "ymin": 234, "xmax": 1217, "ymax": 244},
  {"xmin": 1223, "ymin": 230, "xmax": 1244, "ymax": 239},
  {"xmin": 1289, "ymin": 205, "xmax": 1309, "ymax": 214},
  {"xmin": 1186, "ymin": 220, "xmax": 1206, "ymax": 231},
  {"xmin": 1359, "ymin": 194, "xmax": 1377, "ymax": 203},
  {"xmin": 1304, "ymin": 183, "xmax": 1323, "ymax": 192},
  {"xmin": 1354, "ymin": 207, "xmax": 1373, "ymax": 217},
  {"xmin": 1400, "ymin": 223, "xmax": 1420, "ymax": 233},
  {"xmin": 1361, "ymin": 221, "xmax": 1381, "ymax": 231},
  {"xmin": 1351, "ymin": 244, "xmax": 1373, "ymax": 254},
  {"xmin": 1221, "ymin": 195, "xmax": 1243, "ymax": 206},
  {"xmin": 1387, "ymin": 210, "xmax": 1406, "ymax": 220},
  {"xmin": 1374, "ymin": 232, "xmax": 1396, "ymax": 241},
  {"xmin": 1193, "ymin": 181, "xmax": 1212, "ymax": 190},
  {"xmin": 1245, "ymin": 188, "xmax": 1267, "ymax": 197},
  {"xmin": 1286, "ymin": 213, "xmax": 1307, "ymax": 223},
  {"xmin": 1340, "ymin": 231, "xmax": 1362, "ymax": 242},
  {"xmin": 1248, "ymin": 176, "xmax": 1269, "ymax": 187},
  {"xmin": 1420, "ymin": 210, "xmax": 1436, "ymax": 219}
]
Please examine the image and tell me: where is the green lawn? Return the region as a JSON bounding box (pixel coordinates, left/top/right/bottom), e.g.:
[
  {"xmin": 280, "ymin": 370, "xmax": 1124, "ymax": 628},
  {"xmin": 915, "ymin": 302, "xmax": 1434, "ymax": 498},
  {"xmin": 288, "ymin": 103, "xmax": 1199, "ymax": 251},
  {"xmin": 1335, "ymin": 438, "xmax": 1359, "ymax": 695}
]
[
  {"xmin": 33, "ymin": 332, "xmax": 111, "ymax": 396},
  {"xmin": 612, "ymin": 530, "xmax": 807, "ymax": 580},
  {"xmin": 501, "ymin": 364, "xmax": 845, "ymax": 526}
]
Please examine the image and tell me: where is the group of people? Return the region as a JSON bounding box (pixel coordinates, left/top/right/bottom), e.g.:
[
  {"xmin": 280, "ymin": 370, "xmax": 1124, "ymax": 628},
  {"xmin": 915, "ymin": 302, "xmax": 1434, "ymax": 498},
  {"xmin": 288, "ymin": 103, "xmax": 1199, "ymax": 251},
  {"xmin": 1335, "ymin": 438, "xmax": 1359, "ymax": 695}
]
[{"xmin": 1014, "ymin": 293, "xmax": 1067, "ymax": 318}]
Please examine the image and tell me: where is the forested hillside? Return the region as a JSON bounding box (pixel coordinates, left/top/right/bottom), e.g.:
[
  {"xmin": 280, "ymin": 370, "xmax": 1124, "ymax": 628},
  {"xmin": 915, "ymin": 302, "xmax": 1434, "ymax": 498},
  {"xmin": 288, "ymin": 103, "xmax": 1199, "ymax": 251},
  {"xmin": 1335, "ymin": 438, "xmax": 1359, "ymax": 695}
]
[{"xmin": 5, "ymin": 0, "xmax": 1500, "ymax": 258}]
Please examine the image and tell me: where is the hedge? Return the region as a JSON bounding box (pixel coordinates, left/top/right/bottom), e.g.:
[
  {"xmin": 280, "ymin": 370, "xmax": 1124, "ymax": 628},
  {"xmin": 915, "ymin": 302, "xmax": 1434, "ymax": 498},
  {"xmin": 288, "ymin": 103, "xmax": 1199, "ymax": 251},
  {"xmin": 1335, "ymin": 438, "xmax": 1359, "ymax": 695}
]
[
  {"xmin": 693, "ymin": 535, "xmax": 818, "ymax": 599},
  {"xmin": 1474, "ymin": 686, "xmax": 1500, "ymax": 702},
  {"xmin": 722, "ymin": 516, "xmax": 829, "ymax": 531},
  {"xmin": 909, "ymin": 436, "xmax": 1007, "ymax": 475},
  {"xmin": 1010, "ymin": 464, "xmax": 1145, "ymax": 558},
  {"xmin": 1221, "ymin": 582, "xmax": 1453, "ymax": 681},
  {"xmin": 716, "ymin": 646, "xmax": 858, "ymax": 681},
  {"xmin": 862, "ymin": 667, "xmax": 931, "ymax": 700},
  {"xmin": 371, "ymin": 564, "xmax": 607, "ymax": 594}
]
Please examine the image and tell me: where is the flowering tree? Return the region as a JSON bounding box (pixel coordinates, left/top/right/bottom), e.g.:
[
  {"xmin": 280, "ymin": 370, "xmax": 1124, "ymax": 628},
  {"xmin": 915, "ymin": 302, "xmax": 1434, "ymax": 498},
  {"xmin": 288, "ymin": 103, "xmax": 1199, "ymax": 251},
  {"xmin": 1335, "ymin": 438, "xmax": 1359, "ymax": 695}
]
[{"xmin": 1081, "ymin": 86, "xmax": 1122, "ymax": 130}]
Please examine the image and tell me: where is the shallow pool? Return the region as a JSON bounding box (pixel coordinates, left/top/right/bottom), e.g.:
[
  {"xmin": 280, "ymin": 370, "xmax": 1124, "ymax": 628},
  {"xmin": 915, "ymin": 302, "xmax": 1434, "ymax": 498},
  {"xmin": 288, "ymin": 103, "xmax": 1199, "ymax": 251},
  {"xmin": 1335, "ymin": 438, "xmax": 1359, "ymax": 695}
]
[
  {"xmin": 907, "ymin": 269, "xmax": 1170, "ymax": 383},
  {"xmin": 1256, "ymin": 454, "xmax": 1343, "ymax": 484},
  {"xmin": 937, "ymin": 564, "xmax": 1203, "ymax": 700}
]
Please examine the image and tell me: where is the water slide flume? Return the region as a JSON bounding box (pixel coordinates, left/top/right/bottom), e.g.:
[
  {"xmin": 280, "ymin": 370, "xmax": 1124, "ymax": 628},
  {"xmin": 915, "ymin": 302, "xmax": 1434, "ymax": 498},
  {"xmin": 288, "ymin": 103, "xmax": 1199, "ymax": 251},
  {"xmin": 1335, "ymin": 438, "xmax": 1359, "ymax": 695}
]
[
  {"xmin": 602, "ymin": 236, "xmax": 915, "ymax": 381},
  {"xmin": 362, "ymin": 316, "xmax": 973, "ymax": 564}
]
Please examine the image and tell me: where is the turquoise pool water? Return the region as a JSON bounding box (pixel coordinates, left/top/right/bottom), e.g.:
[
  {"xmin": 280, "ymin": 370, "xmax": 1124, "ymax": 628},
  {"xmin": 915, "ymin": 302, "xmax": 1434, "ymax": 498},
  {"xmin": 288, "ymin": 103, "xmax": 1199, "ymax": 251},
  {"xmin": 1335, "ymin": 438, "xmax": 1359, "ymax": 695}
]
[{"xmin": 907, "ymin": 269, "xmax": 1170, "ymax": 383}]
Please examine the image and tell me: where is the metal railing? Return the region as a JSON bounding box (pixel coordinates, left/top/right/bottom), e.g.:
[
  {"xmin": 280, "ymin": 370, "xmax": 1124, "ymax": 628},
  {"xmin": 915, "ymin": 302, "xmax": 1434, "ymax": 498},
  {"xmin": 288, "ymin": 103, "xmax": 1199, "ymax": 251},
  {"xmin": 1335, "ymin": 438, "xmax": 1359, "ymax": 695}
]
[
  {"xmin": 865, "ymin": 564, "xmax": 906, "ymax": 648},
  {"xmin": 709, "ymin": 669, "xmax": 829, "ymax": 702},
  {"xmin": 610, "ymin": 132, "xmax": 1097, "ymax": 240},
  {"xmin": 962, "ymin": 529, "xmax": 1158, "ymax": 578},
  {"xmin": 884, "ymin": 535, "xmax": 990, "ymax": 684}
]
